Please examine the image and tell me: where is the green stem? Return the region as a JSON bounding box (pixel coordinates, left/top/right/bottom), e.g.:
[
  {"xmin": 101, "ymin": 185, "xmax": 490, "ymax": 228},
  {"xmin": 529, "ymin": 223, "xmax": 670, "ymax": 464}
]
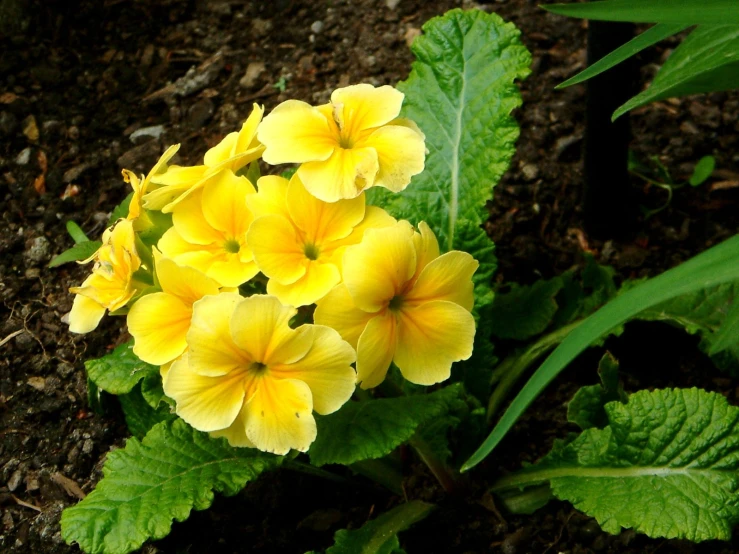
[
  {"xmin": 487, "ymin": 320, "xmax": 582, "ymax": 424},
  {"xmin": 409, "ymin": 435, "xmax": 457, "ymax": 494},
  {"xmin": 282, "ymin": 460, "xmax": 354, "ymax": 486},
  {"xmin": 496, "ymin": 483, "xmax": 553, "ymax": 515}
]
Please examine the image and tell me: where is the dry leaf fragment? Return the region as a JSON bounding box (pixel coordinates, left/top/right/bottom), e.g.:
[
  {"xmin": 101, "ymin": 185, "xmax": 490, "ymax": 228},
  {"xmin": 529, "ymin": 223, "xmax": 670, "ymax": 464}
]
[{"xmin": 22, "ymin": 115, "xmax": 39, "ymax": 142}]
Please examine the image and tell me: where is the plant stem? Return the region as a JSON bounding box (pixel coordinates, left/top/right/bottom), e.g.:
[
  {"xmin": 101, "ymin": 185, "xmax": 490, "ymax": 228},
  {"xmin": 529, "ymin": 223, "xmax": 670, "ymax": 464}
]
[
  {"xmin": 496, "ymin": 484, "xmax": 554, "ymax": 515},
  {"xmin": 282, "ymin": 459, "xmax": 353, "ymax": 486},
  {"xmin": 487, "ymin": 320, "xmax": 582, "ymax": 424},
  {"xmin": 409, "ymin": 435, "xmax": 457, "ymax": 494}
]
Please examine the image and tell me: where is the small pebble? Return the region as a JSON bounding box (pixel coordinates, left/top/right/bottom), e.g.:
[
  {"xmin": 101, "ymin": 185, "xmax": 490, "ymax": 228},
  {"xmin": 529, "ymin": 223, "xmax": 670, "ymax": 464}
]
[
  {"xmin": 310, "ymin": 20, "xmax": 324, "ymax": 34},
  {"xmin": 15, "ymin": 147, "xmax": 31, "ymax": 165}
]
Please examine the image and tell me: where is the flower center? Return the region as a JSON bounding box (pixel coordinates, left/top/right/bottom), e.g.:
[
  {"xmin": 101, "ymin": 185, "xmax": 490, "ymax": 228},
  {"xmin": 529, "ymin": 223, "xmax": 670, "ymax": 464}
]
[
  {"xmin": 249, "ymin": 361, "xmax": 268, "ymax": 374},
  {"xmin": 224, "ymin": 239, "xmax": 241, "ymax": 254},
  {"xmin": 304, "ymin": 242, "xmax": 320, "ymax": 261},
  {"xmin": 338, "ymin": 135, "xmax": 354, "ymax": 149},
  {"xmin": 388, "ymin": 294, "xmax": 404, "ymax": 311}
]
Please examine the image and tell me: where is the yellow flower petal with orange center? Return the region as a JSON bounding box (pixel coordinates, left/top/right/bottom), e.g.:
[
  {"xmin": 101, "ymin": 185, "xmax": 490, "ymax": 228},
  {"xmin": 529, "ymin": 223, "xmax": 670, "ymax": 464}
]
[
  {"xmin": 355, "ymin": 312, "xmax": 397, "ymax": 389},
  {"xmin": 166, "ymin": 294, "xmax": 355, "ymax": 454},
  {"xmin": 258, "ymin": 84, "xmax": 425, "ymax": 202}
]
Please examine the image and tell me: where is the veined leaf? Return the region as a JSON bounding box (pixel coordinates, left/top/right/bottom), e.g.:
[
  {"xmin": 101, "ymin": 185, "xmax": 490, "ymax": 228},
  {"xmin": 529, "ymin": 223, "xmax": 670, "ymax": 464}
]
[
  {"xmin": 709, "ymin": 301, "xmax": 739, "ymax": 356},
  {"xmin": 322, "ymin": 501, "xmax": 434, "ymax": 554},
  {"xmin": 543, "ymin": 0, "xmax": 739, "ymax": 25},
  {"xmin": 61, "ymin": 419, "xmax": 280, "ymax": 554},
  {"xmin": 489, "ymin": 278, "xmax": 563, "ymax": 340},
  {"xmin": 567, "ymin": 352, "xmax": 626, "ymax": 430},
  {"xmin": 367, "ymin": 8, "xmax": 531, "ymax": 253},
  {"xmin": 464, "ymin": 234, "xmax": 739, "ymax": 471},
  {"xmin": 118, "ymin": 383, "xmax": 175, "ymax": 439},
  {"xmin": 494, "ymin": 388, "xmax": 739, "ymax": 541},
  {"xmin": 558, "ymin": 23, "xmax": 688, "ymax": 89},
  {"xmin": 614, "ymin": 25, "xmax": 739, "ymax": 119},
  {"xmin": 309, "ymin": 384, "xmax": 464, "ymax": 467},
  {"xmin": 85, "ymin": 342, "xmax": 158, "ymax": 395},
  {"xmin": 49, "ymin": 240, "xmax": 102, "ymax": 267}
]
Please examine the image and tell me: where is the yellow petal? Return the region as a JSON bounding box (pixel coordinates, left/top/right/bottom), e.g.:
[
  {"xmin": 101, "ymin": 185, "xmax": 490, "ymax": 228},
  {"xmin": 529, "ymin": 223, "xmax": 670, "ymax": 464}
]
[
  {"xmin": 187, "ymin": 293, "xmax": 250, "ymax": 376},
  {"xmin": 258, "ymin": 99, "xmax": 336, "ymax": 165},
  {"xmin": 331, "ymin": 84, "xmax": 404, "ymax": 136},
  {"xmin": 247, "ymin": 175, "xmax": 290, "ymax": 220},
  {"xmin": 356, "ymin": 312, "xmax": 397, "ymax": 389},
  {"xmin": 127, "ymin": 292, "xmax": 192, "ymax": 365},
  {"xmin": 155, "ymin": 251, "xmax": 221, "ymax": 304},
  {"xmin": 229, "ymin": 295, "xmax": 313, "ymax": 365},
  {"xmin": 203, "ymin": 104, "xmax": 264, "ymax": 167},
  {"xmin": 201, "ymin": 170, "xmax": 256, "ymax": 236},
  {"xmin": 244, "ymin": 377, "xmax": 316, "ymax": 454},
  {"xmin": 314, "ymin": 284, "xmax": 374, "ymax": 349},
  {"xmin": 342, "ymin": 221, "xmax": 416, "ymax": 313},
  {"xmin": 171, "ymin": 190, "xmax": 223, "ymax": 246},
  {"xmin": 206, "ymin": 253, "xmax": 260, "ymax": 288},
  {"xmin": 165, "ymin": 353, "xmax": 246, "ymax": 432},
  {"xmin": 271, "ymin": 325, "xmax": 356, "ymax": 415},
  {"xmin": 235, "ymin": 103, "xmax": 264, "ymax": 153},
  {"xmin": 394, "ymin": 300, "xmax": 475, "ymax": 385},
  {"xmin": 325, "ymin": 205, "xmax": 397, "ymax": 268},
  {"xmin": 143, "ymin": 165, "xmax": 208, "ymax": 211},
  {"xmin": 68, "ymin": 291, "xmax": 106, "ymax": 334},
  {"xmin": 406, "ymin": 251, "xmax": 477, "ymax": 311},
  {"xmin": 247, "ymin": 215, "xmax": 307, "ymax": 285},
  {"xmin": 360, "ymin": 124, "xmax": 426, "ymax": 193},
  {"xmin": 287, "ymin": 174, "xmax": 365, "ymax": 244},
  {"xmin": 210, "ymin": 402, "xmax": 256, "ymax": 448},
  {"xmin": 297, "ymin": 147, "xmax": 379, "ymax": 202},
  {"xmin": 267, "ymin": 261, "xmax": 341, "ymax": 307},
  {"xmin": 412, "ymin": 221, "xmax": 441, "ymax": 277}
]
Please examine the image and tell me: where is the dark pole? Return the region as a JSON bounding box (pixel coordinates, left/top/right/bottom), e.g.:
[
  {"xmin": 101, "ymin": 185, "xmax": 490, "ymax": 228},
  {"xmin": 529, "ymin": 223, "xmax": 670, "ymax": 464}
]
[{"xmin": 583, "ymin": 20, "xmax": 638, "ymax": 238}]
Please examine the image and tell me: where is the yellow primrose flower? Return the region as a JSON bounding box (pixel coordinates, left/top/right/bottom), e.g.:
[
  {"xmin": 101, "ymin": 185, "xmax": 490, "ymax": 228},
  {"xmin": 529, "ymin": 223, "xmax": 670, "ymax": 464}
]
[
  {"xmin": 127, "ymin": 250, "xmax": 221, "ymax": 366},
  {"xmin": 122, "ymin": 144, "xmax": 180, "ymax": 229},
  {"xmin": 157, "ymin": 169, "xmax": 259, "ymax": 287},
  {"xmin": 68, "ymin": 219, "xmax": 142, "ymax": 334},
  {"xmin": 246, "ymin": 173, "xmax": 395, "ymax": 307},
  {"xmin": 164, "ymin": 293, "xmax": 357, "ymax": 455},
  {"xmin": 257, "ymin": 84, "xmax": 426, "ymax": 202},
  {"xmin": 314, "ymin": 221, "xmax": 477, "ymax": 389},
  {"xmin": 143, "ymin": 104, "xmax": 264, "ymax": 213}
]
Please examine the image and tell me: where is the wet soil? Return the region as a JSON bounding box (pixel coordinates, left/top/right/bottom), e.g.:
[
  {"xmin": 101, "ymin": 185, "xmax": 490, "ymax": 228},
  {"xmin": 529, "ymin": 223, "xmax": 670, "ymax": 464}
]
[{"xmin": 1, "ymin": 0, "xmax": 739, "ymax": 552}]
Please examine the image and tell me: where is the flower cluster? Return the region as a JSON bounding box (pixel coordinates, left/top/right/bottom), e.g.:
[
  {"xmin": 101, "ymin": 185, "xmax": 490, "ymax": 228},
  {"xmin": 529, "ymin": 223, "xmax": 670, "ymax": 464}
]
[{"xmin": 67, "ymin": 84, "xmax": 478, "ymax": 455}]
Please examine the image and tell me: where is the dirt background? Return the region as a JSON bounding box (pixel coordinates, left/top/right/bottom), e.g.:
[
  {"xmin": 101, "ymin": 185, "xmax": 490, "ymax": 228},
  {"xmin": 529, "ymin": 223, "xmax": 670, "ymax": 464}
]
[{"xmin": 1, "ymin": 0, "xmax": 739, "ymax": 552}]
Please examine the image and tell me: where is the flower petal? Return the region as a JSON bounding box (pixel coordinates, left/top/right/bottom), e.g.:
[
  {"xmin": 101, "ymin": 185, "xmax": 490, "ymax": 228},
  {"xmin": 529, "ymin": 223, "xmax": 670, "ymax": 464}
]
[
  {"xmin": 165, "ymin": 353, "xmax": 246, "ymax": 432},
  {"xmin": 314, "ymin": 284, "xmax": 374, "ymax": 349},
  {"xmin": 230, "ymin": 295, "xmax": 313, "ymax": 365},
  {"xmin": 206, "ymin": 254, "xmax": 260, "ymax": 288},
  {"xmin": 243, "ymin": 377, "xmax": 316, "ymax": 454},
  {"xmin": 412, "ymin": 221, "xmax": 441, "ymax": 277},
  {"xmin": 405, "ymin": 251, "xmax": 477, "ymax": 311},
  {"xmin": 331, "ymin": 84, "xmax": 404, "ymax": 135},
  {"xmin": 258, "ymin": 99, "xmax": 336, "ymax": 164},
  {"xmin": 187, "ymin": 293, "xmax": 249, "ymax": 376},
  {"xmin": 271, "ymin": 325, "xmax": 356, "ymax": 415},
  {"xmin": 247, "ymin": 215, "xmax": 307, "ymax": 285},
  {"xmin": 143, "ymin": 165, "xmax": 208, "ymax": 211},
  {"xmin": 172, "ymin": 190, "xmax": 224, "ymax": 246},
  {"xmin": 342, "ymin": 221, "xmax": 416, "ymax": 313},
  {"xmin": 394, "ymin": 300, "xmax": 475, "ymax": 385},
  {"xmin": 210, "ymin": 402, "xmax": 256, "ymax": 448},
  {"xmin": 127, "ymin": 292, "xmax": 192, "ymax": 365},
  {"xmin": 201, "ymin": 170, "xmax": 256, "ymax": 236},
  {"xmin": 246, "ymin": 175, "xmax": 290, "ymax": 220},
  {"xmin": 360, "ymin": 124, "xmax": 426, "ymax": 193},
  {"xmin": 155, "ymin": 251, "xmax": 221, "ymax": 304},
  {"xmin": 297, "ymin": 147, "xmax": 379, "ymax": 202},
  {"xmin": 204, "ymin": 104, "xmax": 264, "ymax": 169},
  {"xmin": 356, "ymin": 312, "xmax": 397, "ymax": 389},
  {"xmin": 267, "ymin": 261, "xmax": 341, "ymax": 307},
  {"xmin": 68, "ymin": 290, "xmax": 106, "ymax": 334}
]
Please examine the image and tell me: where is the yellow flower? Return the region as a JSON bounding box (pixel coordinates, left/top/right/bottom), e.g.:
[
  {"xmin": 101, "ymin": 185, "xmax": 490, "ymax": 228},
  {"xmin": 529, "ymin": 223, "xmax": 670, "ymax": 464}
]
[
  {"xmin": 246, "ymin": 173, "xmax": 395, "ymax": 307},
  {"xmin": 143, "ymin": 104, "xmax": 264, "ymax": 213},
  {"xmin": 314, "ymin": 221, "xmax": 477, "ymax": 389},
  {"xmin": 164, "ymin": 294, "xmax": 357, "ymax": 455},
  {"xmin": 257, "ymin": 84, "xmax": 426, "ymax": 202},
  {"xmin": 122, "ymin": 144, "xmax": 180, "ymax": 229},
  {"xmin": 68, "ymin": 219, "xmax": 142, "ymax": 334},
  {"xmin": 127, "ymin": 250, "xmax": 221, "ymax": 365},
  {"xmin": 157, "ymin": 169, "xmax": 259, "ymax": 287}
]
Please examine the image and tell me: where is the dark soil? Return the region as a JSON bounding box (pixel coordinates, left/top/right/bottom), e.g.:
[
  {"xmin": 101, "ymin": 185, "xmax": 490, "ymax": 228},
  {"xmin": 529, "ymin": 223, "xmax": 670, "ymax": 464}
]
[{"xmin": 1, "ymin": 0, "xmax": 738, "ymax": 553}]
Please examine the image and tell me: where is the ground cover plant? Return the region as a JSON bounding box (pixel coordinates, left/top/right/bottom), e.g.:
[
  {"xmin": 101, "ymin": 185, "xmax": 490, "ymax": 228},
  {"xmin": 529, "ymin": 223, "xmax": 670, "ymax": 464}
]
[{"xmin": 4, "ymin": 0, "xmax": 739, "ymax": 552}]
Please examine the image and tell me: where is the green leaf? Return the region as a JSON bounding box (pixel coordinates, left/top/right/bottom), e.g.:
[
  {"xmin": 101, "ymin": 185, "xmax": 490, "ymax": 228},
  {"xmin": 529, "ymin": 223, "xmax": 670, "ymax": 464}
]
[
  {"xmin": 689, "ymin": 155, "xmax": 716, "ymax": 187},
  {"xmin": 49, "ymin": 240, "xmax": 102, "ymax": 267},
  {"xmin": 463, "ymin": 234, "xmax": 739, "ymax": 471},
  {"xmin": 309, "ymin": 384, "xmax": 464, "ymax": 467},
  {"xmin": 496, "ymin": 388, "xmax": 739, "ymax": 541},
  {"xmin": 61, "ymin": 419, "xmax": 281, "ymax": 554},
  {"xmin": 140, "ymin": 371, "xmax": 174, "ymax": 409},
  {"xmin": 709, "ymin": 300, "xmax": 739, "ymax": 356},
  {"xmin": 543, "ymin": 0, "xmax": 739, "ymax": 25},
  {"xmin": 614, "ymin": 25, "xmax": 739, "ymax": 119},
  {"xmin": 85, "ymin": 342, "xmax": 158, "ymax": 395},
  {"xmin": 367, "ymin": 8, "xmax": 531, "ymax": 254},
  {"xmin": 118, "ymin": 383, "xmax": 175, "ymax": 439},
  {"xmin": 66, "ymin": 220, "xmax": 91, "ymax": 244},
  {"xmin": 567, "ymin": 352, "xmax": 626, "ymax": 430},
  {"xmin": 489, "ymin": 278, "xmax": 564, "ymax": 340},
  {"xmin": 324, "ymin": 501, "xmax": 434, "ymax": 554},
  {"xmin": 108, "ymin": 193, "xmax": 133, "ymax": 226},
  {"xmin": 557, "ymin": 23, "xmax": 688, "ymax": 89}
]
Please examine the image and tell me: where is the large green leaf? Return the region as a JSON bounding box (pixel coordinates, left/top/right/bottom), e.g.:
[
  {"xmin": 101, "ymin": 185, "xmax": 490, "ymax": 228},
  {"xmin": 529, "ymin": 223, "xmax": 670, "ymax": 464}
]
[
  {"xmin": 118, "ymin": 384, "xmax": 176, "ymax": 439},
  {"xmin": 367, "ymin": 8, "xmax": 531, "ymax": 255},
  {"xmin": 557, "ymin": 23, "xmax": 688, "ymax": 89},
  {"xmin": 489, "ymin": 279, "xmax": 563, "ymax": 341},
  {"xmin": 463, "ymin": 234, "xmax": 739, "ymax": 471},
  {"xmin": 544, "ymin": 0, "xmax": 739, "ymax": 25},
  {"xmin": 614, "ymin": 25, "xmax": 739, "ymax": 119},
  {"xmin": 84, "ymin": 341, "xmax": 158, "ymax": 395},
  {"xmin": 309, "ymin": 385, "xmax": 464, "ymax": 467},
  {"xmin": 61, "ymin": 419, "xmax": 280, "ymax": 554},
  {"xmin": 494, "ymin": 388, "xmax": 739, "ymax": 541}
]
